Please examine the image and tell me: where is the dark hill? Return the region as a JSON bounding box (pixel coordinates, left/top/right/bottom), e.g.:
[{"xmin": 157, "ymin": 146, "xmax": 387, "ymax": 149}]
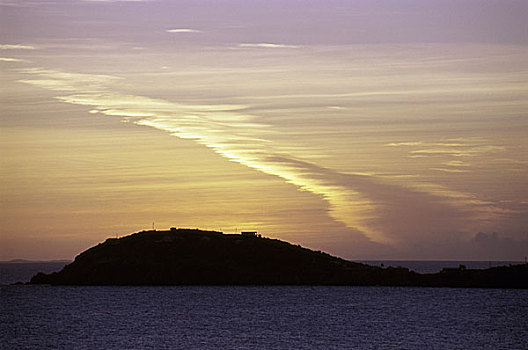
[{"xmin": 30, "ymin": 229, "xmax": 527, "ymax": 288}]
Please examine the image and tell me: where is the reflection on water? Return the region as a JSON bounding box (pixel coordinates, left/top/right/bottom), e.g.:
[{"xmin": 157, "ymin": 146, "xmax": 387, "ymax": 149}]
[{"xmin": 2, "ymin": 286, "xmax": 526, "ymax": 349}]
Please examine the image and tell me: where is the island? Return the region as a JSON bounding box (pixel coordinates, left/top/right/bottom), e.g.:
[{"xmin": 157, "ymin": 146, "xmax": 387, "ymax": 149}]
[{"xmin": 30, "ymin": 229, "xmax": 527, "ymax": 288}]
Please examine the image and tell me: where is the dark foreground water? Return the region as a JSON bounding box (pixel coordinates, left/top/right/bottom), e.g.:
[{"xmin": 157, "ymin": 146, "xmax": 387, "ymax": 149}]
[{"xmin": 1, "ymin": 285, "xmax": 526, "ymax": 349}]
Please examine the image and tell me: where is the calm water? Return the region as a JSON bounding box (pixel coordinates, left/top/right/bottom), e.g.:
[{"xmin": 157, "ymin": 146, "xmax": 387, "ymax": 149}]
[{"xmin": 1, "ymin": 285, "xmax": 526, "ymax": 349}]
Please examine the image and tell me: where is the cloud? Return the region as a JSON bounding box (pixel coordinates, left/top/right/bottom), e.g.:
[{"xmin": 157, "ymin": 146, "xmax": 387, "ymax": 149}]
[
  {"xmin": 166, "ymin": 29, "xmax": 201, "ymax": 33},
  {"xmin": 409, "ymin": 145, "xmax": 504, "ymax": 157},
  {"xmin": 0, "ymin": 1, "xmax": 29, "ymax": 7},
  {"xmin": 470, "ymin": 232, "xmax": 528, "ymax": 260},
  {"xmin": 443, "ymin": 160, "xmax": 470, "ymax": 167},
  {"xmin": 430, "ymin": 168, "xmax": 469, "ymax": 173},
  {"xmin": 254, "ymin": 156, "xmax": 511, "ymax": 245},
  {"xmin": 0, "ymin": 57, "xmax": 29, "ymax": 62},
  {"xmin": 238, "ymin": 43, "xmax": 301, "ymax": 49},
  {"xmin": 0, "ymin": 44, "xmax": 36, "ymax": 50},
  {"xmin": 386, "ymin": 142, "xmax": 423, "ymax": 147},
  {"xmin": 392, "ymin": 231, "xmax": 528, "ymax": 260},
  {"xmin": 389, "ymin": 140, "xmax": 505, "ymax": 158},
  {"xmin": 18, "ymin": 67, "xmax": 122, "ymax": 92},
  {"xmin": 19, "ymin": 66, "xmax": 510, "ymax": 246},
  {"xmin": 0, "ymin": 0, "xmax": 56, "ymax": 7}
]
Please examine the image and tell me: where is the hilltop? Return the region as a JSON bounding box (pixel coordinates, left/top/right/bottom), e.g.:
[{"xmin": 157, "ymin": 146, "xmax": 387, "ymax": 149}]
[{"xmin": 30, "ymin": 229, "xmax": 527, "ymax": 287}]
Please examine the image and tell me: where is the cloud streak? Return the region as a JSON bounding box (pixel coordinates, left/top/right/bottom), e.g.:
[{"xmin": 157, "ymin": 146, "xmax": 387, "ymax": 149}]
[
  {"xmin": 18, "ymin": 67, "xmax": 122, "ymax": 92},
  {"xmin": 19, "ymin": 67, "xmax": 509, "ymax": 245},
  {"xmin": 0, "ymin": 57, "xmax": 29, "ymax": 62},
  {"xmin": 166, "ymin": 28, "xmax": 201, "ymax": 33},
  {"xmin": 0, "ymin": 44, "xmax": 36, "ymax": 50},
  {"xmin": 238, "ymin": 43, "xmax": 301, "ymax": 49}
]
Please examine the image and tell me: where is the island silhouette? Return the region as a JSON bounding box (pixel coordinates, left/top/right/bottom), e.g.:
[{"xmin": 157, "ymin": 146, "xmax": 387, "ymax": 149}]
[{"xmin": 30, "ymin": 228, "xmax": 527, "ymax": 288}]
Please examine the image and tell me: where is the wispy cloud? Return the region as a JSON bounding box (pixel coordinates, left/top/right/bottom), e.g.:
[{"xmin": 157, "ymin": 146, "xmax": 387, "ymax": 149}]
[
  {"xmin": 238, "ymin": 43, "xmax": 300, "ymax": 49},
  {"xmin": 386, "ymin": 142, "xmax": 423, "ymax": 147},
  {"xmin": 430, "ymin": 168, "xmax": 469, "ymax": 173},
  {"xmin": 0, "ymin": 1, "xmax": 34, "ymax": 8},
  {"xmin": 166, "ymin": 29, "xmax": 201, "ymax": 33},
  {"xmin": 18, "ymin": 67, "xmax": 122, "ymax": 92},
  {"xmin": 0, "ymin": 44, "xmax": 36, "ymax": 50},
  {"xmin": 0, "ymin": 57, "xmax": 29, "ymax": 62},
  {"xmin": 410, "ymin": 145, "xmax": 504, "ymax": 158},
  {"xmin": 443, "ymin": 160, "xmax": 470, "ymax": 167},
  {"xmin": 388, "ymin": 140, "xmax": 504, "ymax": 158},
  {"xmin": 19, "ymin": 66, "xmax": 510, "ymax": 245}
]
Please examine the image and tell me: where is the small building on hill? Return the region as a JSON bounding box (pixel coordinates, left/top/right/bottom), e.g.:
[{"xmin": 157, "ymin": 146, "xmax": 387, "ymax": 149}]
[{"xmin": 241, "ymin": 231, "xmax": 257, "ymax": 237}]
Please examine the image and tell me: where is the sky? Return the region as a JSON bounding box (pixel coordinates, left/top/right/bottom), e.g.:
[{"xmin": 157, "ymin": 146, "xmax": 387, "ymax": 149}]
[{"xmin": 1, "ymin": 0, "xmax": 527, "ymax": 261}]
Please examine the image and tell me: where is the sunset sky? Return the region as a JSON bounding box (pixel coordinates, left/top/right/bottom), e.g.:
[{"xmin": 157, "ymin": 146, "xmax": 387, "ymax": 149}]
[{"xmin": 1, "ymin": 0, "xmax": 527, "ymax": 261}]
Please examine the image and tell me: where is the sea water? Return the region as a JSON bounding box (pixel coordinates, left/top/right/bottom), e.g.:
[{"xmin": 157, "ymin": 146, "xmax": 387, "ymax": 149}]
[{"xmin": 1, "ymin": 285, "xmax": 526, "ymax": 349}]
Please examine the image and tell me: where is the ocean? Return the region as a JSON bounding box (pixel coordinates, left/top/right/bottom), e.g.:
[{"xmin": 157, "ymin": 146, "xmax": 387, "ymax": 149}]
[
  {"xmin": 1, "ymin": 262, "xmax": 527, "ymax": 349},
  {"xmin": 1, "ymin": 285, "xmax": 526, "ymax": 349}
]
